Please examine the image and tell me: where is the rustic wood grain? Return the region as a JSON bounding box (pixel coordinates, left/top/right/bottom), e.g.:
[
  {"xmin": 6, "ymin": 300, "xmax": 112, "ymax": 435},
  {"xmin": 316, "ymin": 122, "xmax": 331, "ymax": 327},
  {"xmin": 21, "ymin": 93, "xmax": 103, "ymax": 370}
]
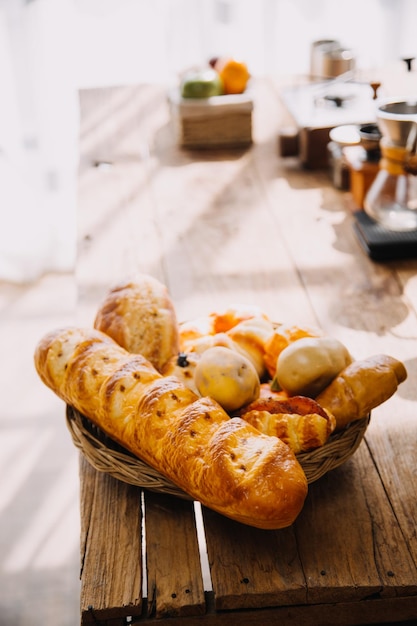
[
  {"xmin": 79, "ymin": 456, "xmax": 143, "ymax": 624},
  {"xmin": 144, "ymin": 491, "xmax": 205, "ymax": 619},
  {"xmin": 103, "ymin": 595, "xmax": 417, "ymax": 626},
  {"xmin": 201, "ymin": 506, "xmax": 307, "ymax": 611},
  {"xmin": 294, "ymin": 446, "xmax": 417, "ymax": 604}
]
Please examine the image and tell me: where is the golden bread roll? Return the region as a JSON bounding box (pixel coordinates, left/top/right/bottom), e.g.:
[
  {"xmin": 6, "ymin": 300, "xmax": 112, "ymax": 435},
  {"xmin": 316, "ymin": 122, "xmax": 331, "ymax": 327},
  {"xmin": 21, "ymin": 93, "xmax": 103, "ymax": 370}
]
[
  {"xmin": 34, "ymin": 326, "xmax": 308, "ymax": 530},
  {"xmin": 181, "ymin": 318, "xmax": 274, "ymax": 380},
  {"xmin": 209, "ymin": 303, "xmax": 270, "ymax": 333},
  {"xmin": 179, "ymin": 310, "xmax": 273, "ymax": 379},
  {"xmin": 178, "ymin": 304, "xmax": 268, "ymax": 351},
  {"xmin": 193, "ymin": 346, "xmax": 260, "ymax": 413},
  {"xmin": 315, "ymin": 354, "xmax": 407, "ymax": 431},
  {"xmin": 275, "ymin": 336, "xmax": 352, "ymax": 397},
  {"xmin": 93, "ymin": 275, "xmax": 179, "ymax": 374},
  {"xmin": 179, "ymin": 317, "xmax": 215, "ymax": 350},
  {"xmin": 226, "ymin": 317, "xmax": 275, "ymax": 379},
  {"xmin": 180, "ymin": 331, "xmax": 237, "ymax": 355},
  {"xmin": 240, "ymin": 395, "xmax": 336, "ymax": 453},
  {"xmin": 163, "ymin": 351, "xmax": 201, "ymax": 395},
  {"xmin": 264, "ymin": 323, "xmax": 323, "ymax": 378}
]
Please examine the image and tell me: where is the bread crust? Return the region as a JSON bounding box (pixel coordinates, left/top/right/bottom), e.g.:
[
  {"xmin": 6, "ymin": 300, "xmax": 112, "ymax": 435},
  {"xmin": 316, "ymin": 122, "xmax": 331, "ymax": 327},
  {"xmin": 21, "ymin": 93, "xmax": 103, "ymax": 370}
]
[
  {"xmin": 34, "ymin": 326, "xmax": 308, "ymax": 529},
  {"xmin": 179, "ymin": 316, "xmax": 274, "ymax": 379},
  {"xmin": 315, "ymin": 355, "xmax": 407, "ymax": 430},
  {"xmin": 94, "ymin": 276, "xmax": 180, "ymax": 373},
  {"xmin": 240, "ymin": 396, "xmax": 336, "ymax": 453}
]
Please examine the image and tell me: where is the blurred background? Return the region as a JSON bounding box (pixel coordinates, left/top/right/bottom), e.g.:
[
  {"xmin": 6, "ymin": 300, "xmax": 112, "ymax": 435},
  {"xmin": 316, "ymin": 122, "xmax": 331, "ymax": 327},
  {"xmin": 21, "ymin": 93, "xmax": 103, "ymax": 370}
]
[
  {"xmin": 1, "ymin": 2, "xmax": 416, "ymax": 625},
  {"xmin": 1, "ymin": 0, "xmax": 417, "ymax": 284}
]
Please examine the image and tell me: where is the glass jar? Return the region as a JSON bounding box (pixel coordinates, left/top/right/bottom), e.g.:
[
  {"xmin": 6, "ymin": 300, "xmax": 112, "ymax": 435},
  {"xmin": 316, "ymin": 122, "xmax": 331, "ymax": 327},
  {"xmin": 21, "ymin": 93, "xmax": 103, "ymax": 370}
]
[{"xmin": 364, "ymin": 140, "xmax": 417, "ymax": 231}]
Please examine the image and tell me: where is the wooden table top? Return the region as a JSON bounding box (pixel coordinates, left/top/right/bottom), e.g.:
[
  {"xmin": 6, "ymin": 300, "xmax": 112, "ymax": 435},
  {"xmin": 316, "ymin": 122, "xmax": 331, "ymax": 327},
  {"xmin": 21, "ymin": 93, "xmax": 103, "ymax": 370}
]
[{"xmin": 76, "ymin": 79, "xmax": 417, "ymax": 625}]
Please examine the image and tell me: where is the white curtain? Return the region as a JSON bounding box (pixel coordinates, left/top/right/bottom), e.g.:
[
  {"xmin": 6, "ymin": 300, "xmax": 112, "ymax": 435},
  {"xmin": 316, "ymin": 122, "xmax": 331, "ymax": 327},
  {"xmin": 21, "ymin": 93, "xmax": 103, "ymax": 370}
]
[
  {"xmin": 1, "ymin": 0, "xmax": 415, "ymax": 284},
  {"xmin": 0, "ymin": 0, "xmax": 78, "ymax": 283}
]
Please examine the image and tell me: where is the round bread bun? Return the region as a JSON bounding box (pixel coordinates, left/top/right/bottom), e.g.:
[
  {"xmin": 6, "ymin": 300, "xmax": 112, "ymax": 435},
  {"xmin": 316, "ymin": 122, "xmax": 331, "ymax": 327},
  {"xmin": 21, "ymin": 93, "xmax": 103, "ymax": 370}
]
[{"xmin": 94, "ymin": 275, "xmax": 180, "ymax": 373}]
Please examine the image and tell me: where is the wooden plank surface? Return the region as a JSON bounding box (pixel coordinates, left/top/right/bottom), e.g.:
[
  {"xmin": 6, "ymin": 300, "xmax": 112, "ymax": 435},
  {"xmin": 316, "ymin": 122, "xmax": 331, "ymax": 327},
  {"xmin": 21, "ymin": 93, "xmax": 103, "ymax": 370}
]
[
  {"xmin": 202, "ymin": 506, "xmax": 307, "ymax": 610},
  {"xmin": 76, "ymin": 79, "xmax": 417, "ymax": 625},
  {"xmin": 144, "ymin": 492, "xmax": 206, "ymax": 619},
  {"xmin": 295, "ymin": 448, "xmax": 417, "ymax": 604},
  {"xmin": 202, "ymin": 442, "xmax": 417, "ymax": 611},
  {"xmin": 79, "ymin": 456, "xmax": 143, "ymax": 624},
  {"xmin": 96, "ymin": 596, "xmax": 417, "ymax": 626}
]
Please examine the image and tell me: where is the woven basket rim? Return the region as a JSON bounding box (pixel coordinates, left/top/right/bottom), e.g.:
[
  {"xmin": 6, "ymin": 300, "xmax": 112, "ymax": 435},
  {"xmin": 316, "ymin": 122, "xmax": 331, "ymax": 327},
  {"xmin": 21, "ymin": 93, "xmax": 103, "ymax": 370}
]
[{"xmin": 66, "ymin": 405, "xmax": 370, "ymax": 497}]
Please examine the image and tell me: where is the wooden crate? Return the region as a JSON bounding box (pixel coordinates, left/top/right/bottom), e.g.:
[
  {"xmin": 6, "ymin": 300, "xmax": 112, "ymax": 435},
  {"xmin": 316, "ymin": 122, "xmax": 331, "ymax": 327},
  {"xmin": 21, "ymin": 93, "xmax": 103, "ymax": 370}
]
[{"xmin": 169, "ymin": 91, "xmax": 253, "ymax": 149}]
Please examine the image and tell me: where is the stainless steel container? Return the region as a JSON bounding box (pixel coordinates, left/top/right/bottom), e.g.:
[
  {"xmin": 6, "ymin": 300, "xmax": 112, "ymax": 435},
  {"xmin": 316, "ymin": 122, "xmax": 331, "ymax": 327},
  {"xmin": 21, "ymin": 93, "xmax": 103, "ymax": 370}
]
[
  {"xmin": 310, "ymin": 40, "xmax": 355, "ymax": 79},
  {"xmin": 377, "ymin": 100, "xmax": 417, "ymax": 147}
]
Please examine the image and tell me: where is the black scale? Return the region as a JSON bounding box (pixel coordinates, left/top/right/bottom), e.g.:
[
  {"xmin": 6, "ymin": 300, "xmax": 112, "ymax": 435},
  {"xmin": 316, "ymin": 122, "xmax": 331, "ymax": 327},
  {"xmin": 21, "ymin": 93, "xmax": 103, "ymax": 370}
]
[{"xmin": 353, "ymin": 210, "xmax": 417, "ymax": 261}]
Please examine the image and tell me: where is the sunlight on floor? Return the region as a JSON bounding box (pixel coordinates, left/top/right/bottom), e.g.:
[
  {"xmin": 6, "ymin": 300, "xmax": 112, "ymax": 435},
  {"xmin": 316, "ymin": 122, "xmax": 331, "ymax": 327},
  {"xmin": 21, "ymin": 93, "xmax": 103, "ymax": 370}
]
[
  {"xmin": 0, "ymin": 272, "xmax": 80, "ymax": 624},
  {"xmin": 3, "ymin": 453, "xmax": 79, "ymax": 572},
  {"xmin": 0, "ymin": 428, "xmax": 54, "ymax": 514}
]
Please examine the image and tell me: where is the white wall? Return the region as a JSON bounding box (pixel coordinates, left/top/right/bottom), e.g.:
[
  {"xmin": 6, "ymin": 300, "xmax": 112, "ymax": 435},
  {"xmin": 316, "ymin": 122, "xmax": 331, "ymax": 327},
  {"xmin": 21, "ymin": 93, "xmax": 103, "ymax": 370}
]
[
  {"xmin": 73, "ymin": 0, "xmax": 417, "ymax": 84},
  {"xmin": 0, "ymin": 0, "xmax": 78, "ymax": 283}
]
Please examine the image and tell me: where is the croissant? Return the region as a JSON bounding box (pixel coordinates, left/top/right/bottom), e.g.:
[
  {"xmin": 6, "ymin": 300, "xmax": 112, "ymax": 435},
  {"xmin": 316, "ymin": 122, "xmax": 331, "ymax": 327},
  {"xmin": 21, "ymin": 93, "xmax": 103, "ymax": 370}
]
[
  {"xmin": 239, "ymin": 396, "xmax": 336, "ymax": 453},
  {"xmin": 315, "ymin": 354, "xmax": 407, "ymax": 431},
  {"xmin": 93, "ymin": 275, "xmax": 180, "ymax": 373},
  {"xmin": 34, "ymin": 326, "xmax": 308, "ymax": 530}
]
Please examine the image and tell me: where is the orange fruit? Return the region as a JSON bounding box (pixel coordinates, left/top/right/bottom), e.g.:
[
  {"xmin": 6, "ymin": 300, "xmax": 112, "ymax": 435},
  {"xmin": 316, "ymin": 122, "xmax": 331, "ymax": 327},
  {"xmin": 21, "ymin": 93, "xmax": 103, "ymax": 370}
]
[{"xmin": 214, "ymin": 58, "xmax": 250, "ymax": 95}]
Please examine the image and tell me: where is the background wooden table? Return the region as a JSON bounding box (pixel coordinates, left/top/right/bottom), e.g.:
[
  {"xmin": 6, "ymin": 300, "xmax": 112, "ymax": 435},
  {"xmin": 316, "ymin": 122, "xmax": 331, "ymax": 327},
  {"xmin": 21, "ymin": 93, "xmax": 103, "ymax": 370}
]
[{"xmin": 76, "ymin": 79, "xmax": 417, "ymax": 625}]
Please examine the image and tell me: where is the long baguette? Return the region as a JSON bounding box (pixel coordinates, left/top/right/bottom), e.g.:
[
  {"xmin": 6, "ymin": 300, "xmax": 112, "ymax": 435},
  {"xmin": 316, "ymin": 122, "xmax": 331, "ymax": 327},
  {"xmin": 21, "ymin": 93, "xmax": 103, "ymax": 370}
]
[{"xmin": 34, "ymin": 326, "xmax": 308, "ymax": 529}]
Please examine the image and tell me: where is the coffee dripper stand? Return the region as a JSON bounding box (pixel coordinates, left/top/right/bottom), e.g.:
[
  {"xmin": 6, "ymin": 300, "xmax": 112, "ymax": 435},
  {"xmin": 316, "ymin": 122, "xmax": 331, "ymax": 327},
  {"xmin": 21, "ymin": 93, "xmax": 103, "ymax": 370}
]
[
  {"xmin": 353, "ymin": 100, "xmax": 417, "ymax": 260},
  {"xmin": 364, "ymin": 110, "xmax": 417, "ymax": 232}
]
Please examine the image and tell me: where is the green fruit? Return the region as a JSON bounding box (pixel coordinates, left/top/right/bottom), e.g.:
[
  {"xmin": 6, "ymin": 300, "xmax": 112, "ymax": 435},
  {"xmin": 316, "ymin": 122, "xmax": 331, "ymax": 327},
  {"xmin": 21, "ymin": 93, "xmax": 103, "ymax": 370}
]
[{"xmin": 181, "ymin": 68, "xmax": 224, "ymax": 99}]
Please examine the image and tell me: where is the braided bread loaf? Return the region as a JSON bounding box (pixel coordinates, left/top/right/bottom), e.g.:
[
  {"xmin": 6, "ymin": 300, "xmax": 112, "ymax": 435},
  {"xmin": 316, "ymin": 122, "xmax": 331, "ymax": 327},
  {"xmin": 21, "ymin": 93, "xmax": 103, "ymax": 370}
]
[{"xmin": 34, "ymin": 326, "xmax": 308, "ymax": 529}]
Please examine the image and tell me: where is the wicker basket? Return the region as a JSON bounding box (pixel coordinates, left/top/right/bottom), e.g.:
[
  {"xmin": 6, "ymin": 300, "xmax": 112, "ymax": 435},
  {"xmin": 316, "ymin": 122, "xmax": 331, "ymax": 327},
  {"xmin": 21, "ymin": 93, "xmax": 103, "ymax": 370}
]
[
  {"xmin": 66, "ymin": 404, "xmax": 370, "ymax": 497},
  {"xmin": 169, "ymin": 90, "xmax": 253, "ymax": 149}
]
